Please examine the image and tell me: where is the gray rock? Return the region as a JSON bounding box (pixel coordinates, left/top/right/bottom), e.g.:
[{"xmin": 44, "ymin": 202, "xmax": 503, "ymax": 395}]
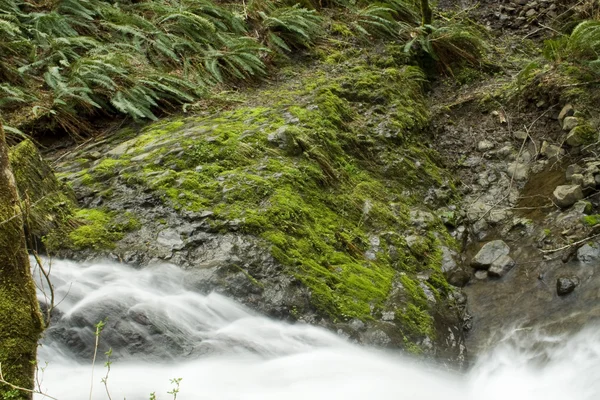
[
  {"xmin": 558, "ymin": 104, "xmax": 574, "ymax": 121},
  {"xmin": 566, "ymin": 164, "xmax": 583, "ymax": 181},
  {"xmin": 557, "ymin": 276, "xmax": 579, "ymax": 296},
  {"xmin": 570, "ymin": 174, "xmax": 584, "ymax": 186},
  {"xmin": 507, "ymin": 162, "xmax": 529, "ymax": 181},
  {"xmin": 572, "ymin": 200, "xmax": 593, "ymax": 215},
  {"xmin": 409, "ymin": 210, "xmax": 435, "ymax": 228},
  {"xmin": 562, "ymin": 116, "xmax": 579, "ymax": 132},
  {"xmin": 440, "ymin": 246, "xmax": 470, "ymax": 287},
  {"xmin": 467, "ymin": 201, "xmax": 491, "ymax": 220},
  {"xmin": 540, "ymin": 141, "xmax": 564, "ymax": 159},
  {"xmin": 566, "ymin": 128, "xmax": 588, "ymax": 147},
  {"xmin": 552, "ymin": 185, "xmax": 583, "ymax": 208},
  {"xmin": 513, "ymin": 130, "xmax": 528, "ymax": 141},
  {"xmin": 577, "ymin": 243, "xmax": 600, "ymax": 263},
  {"xmin": 474, "ymin": 270, "xmax": 488, "ymax": 280},
  {"xmin": 487, "ymin": 208, "xmax": 511, "ymax": 224},
  {"xmin": 157, "ymin": 229, "xmax": 184, "ymax": 250},
  {"xmin": 584, "ymin": 173, "xmax": 597, "ymax": 189},
  {"xmin": 488, "ymin": 255, "xmax": 516, "ymax": 278},
  {"xmin": 477, "ymin": 140, "xmax": 494, "ymax": 151},
  {"xmin": 471, "ymin": 240, "xmax": 510, "ymax": 269}
]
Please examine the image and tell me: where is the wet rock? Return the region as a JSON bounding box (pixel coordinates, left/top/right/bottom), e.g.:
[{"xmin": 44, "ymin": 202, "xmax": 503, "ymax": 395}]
[
  {"xmin": 471, "ymin": 240, "xmax": 510, "ymax": 269},
  {"xmin": 557, "ymin": 276, "xmax": 579, "ymax": 296},
  {"xmin": 552, "ymin": 185, "xmax": 583, "ymax": 208},
  {"xmin": 477, "ymin": 140, "xmax": 494, "ymax": 152},
  {"xmin": 577, "ymin": 242, "xmax": 600, "ymax": 263},
  {"xmin": 440, "ymin": 246, "xmax": 470, "ymax": 287},
  {"xmin": 558, "ymin": 104, "xmax": 574, "ymax": 122},
  {"xmin": 562, "ymin": 116, "xmax": 579, "ymax": 132},
  {"xmin": 488, "ymin": 254, "xmax": 515, "ymax": 278}
]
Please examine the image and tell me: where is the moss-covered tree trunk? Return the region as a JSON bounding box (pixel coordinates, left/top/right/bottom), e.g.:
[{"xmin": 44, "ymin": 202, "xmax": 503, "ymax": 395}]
[
  {"xmin": 0, "ymin": 122, "xmax": 44, "ymax": 399},
  {"xmin": 420, "ymin": 0, "xmax": 432, "ymax": 26}
]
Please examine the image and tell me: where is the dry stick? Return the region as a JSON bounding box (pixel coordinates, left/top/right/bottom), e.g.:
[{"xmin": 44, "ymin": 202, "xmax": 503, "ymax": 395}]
[
  {"xmin": 540, "ymin": 232, "xmax": 600, "ymax": 254},
  {"xmin": 0, "ymin": 363, "xmax": 58, "ymax": 400},
  {"xmin": 32, "ymin": 251, "xmax": 55, "ymax": 327}
]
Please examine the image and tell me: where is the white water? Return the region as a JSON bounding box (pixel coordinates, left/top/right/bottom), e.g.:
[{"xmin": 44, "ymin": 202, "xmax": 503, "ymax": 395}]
[{"xmin": 33, "ymin": 259, "xmax": 600, "ymax": 400}]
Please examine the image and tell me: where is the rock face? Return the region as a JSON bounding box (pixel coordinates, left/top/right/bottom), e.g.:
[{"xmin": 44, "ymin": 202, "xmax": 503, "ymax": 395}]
[
  {"xmin": 553, "ymin": 185, "xmax": 583, "ymax": 208},
  {"xmin": 557, "ymin": 277, "xmax": 579, "ymax": 296},
  {"xmin": 471, "ymin": 240, "xmax": 511, "ymax": 270}
]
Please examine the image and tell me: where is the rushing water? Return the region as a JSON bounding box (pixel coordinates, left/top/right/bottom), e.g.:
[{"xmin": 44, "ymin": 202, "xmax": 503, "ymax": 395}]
[{"xmin": 33, "ymin": 259, "xmax": 600, "ymax": 400}]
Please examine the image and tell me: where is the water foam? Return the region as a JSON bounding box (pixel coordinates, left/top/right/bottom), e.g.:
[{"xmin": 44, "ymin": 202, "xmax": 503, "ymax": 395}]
[{"xmin": 32, "ymin": 259, "xmax": 600, "ymax": 400}]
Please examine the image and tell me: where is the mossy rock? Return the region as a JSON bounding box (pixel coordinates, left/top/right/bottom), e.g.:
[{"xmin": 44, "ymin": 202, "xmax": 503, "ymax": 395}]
[
  {"xmin": 8, "ymin": 140, "xmax": 77, "ymax": 243},
  {"xmin": 51, "ymin": 43, "xmax": 461, "ymax": 352}
]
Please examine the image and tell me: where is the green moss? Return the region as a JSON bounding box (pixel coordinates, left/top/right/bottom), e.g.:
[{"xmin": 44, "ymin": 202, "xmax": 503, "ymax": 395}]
[
  {"xmin": 65, "ymin": 209, "xmax": 140, "ymax": 250},
  {"xmin": 570, "ymin": 123, "xmax": 597, "ymax": 145},
  {"xmin": 582, "ymin": 214, "xmax": 600, "ymax": 226},
  {"xmin": 91, "ymin": 158, "xmax": 130, "ymax": 181},
  {"xmin": 55, "ymin": 44, "xmax": 457, "ymax": 330}
]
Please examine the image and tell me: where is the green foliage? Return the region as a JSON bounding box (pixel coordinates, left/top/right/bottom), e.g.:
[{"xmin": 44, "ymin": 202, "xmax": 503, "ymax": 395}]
[
  {"xmin": 254, "ymin": 4, "xmax": 324, "ymax": 53},
  {"xmin": 545, "ymin": 20, "xmax": 600, "ymax": 66},
  {"xmin": 403, "ymin": 19, "xmax": 487, "ymax": 74},
  {"xmin": 0, "ymin": 0, "xmax": 268, "ymax": 137}
]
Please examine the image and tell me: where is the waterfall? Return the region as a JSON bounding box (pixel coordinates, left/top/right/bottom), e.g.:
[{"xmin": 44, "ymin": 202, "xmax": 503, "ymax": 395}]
[{"xmin": 33, "ymin": 259, "xmax": 600, "ymax": 400}]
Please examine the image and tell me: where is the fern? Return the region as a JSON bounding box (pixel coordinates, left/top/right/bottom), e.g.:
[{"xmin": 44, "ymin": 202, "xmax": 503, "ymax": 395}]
[
  {"xmin": 204, "ymin": 36, "xmax": 267, "ymax": 82},
  {"xmin": 257, "ymin": 5, "xmax": 323, "ymax": 53},
  {"xmin": 403, "ymin": 20, "xmax": 487, "ymax": 74},
  {"xmin": 351, "ymin": 4, "xmax": 402, "ymax": 38},
  {"xmin": 566, "ymin": 20, "xmax": 600, "ymax": 60}
]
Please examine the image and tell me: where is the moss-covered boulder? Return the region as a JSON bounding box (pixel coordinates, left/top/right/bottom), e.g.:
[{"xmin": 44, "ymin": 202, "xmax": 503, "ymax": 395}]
[{"xmin": 51, "ymin": 44, "xmax": 466, "ymax": 358}]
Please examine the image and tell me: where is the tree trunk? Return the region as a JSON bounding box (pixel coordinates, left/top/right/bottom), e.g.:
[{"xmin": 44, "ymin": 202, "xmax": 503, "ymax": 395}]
[
  {"xmin": 420, "ymin": 0, "xmax": 432, "ymax": 26},
  {"xmin": 0, "ymin": 122, "xmax": 44, "ymax": 399}
]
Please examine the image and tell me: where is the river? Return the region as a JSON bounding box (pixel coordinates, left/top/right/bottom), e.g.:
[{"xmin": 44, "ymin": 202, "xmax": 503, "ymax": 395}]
[{"xmin": 33, "ymin": 259, "xmax": 600, "ymax": 400}]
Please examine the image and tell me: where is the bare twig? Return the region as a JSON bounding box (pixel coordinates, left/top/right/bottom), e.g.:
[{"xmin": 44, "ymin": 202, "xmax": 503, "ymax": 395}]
[
  {"xmin": 540, "ymin": 232, "xmax": 600, "ymax": 254},
  {"xmin": 0, "ymin": 363, "xmax": 58, "ymax": 400},
  {"xmin": 32, "ymin": 251, "xmax": 54, "ymax": 327}
]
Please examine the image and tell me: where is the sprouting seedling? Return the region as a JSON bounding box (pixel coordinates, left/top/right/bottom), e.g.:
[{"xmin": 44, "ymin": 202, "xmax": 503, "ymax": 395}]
[
  {"xmin": 167, "ymin": 378, "xmax": 182, "ymax": 400},
  {"xmin": 89, "ymin": 319, "xmax": 107, "ymax": 400},
  {"xmin": 101, "ymin": 348, "xmax": 113, "ymax": 400}
]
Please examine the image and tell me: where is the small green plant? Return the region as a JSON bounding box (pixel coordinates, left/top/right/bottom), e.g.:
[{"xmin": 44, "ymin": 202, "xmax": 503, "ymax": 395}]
[
  {"xmin": 167, "ymin": 378, "xmax": 183, "ymax": 400},
  {"xmin": 89, "ymin": 319, "xmax": 106, "ymax": 400},
  {"xmin": 101, "ymin": 348, "xmax": 113, "ymax": 400}
]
